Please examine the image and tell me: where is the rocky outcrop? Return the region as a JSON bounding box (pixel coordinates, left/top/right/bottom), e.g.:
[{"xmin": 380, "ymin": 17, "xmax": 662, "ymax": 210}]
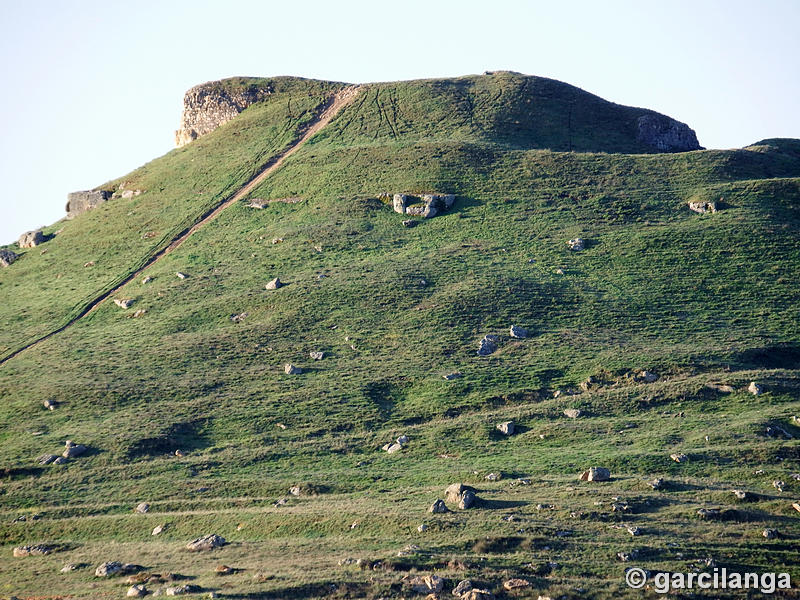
[
  {"xmin": 175, "ymin": 81, "xmax": 274, "ymax": 146},
  {"xmin": 66, "ymin": 190, "xmax": 111, "ymax": 218},
  {"xmin": 390, "ymin": 193, "xmax": 455, "ymax": 218},
  {"xmin": 636, "ymin": 113, "xmax": 702, "ymax": 152}
]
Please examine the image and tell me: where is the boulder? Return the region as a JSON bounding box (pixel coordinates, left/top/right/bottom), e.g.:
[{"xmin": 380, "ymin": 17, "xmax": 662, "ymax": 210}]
[
  {"xmin": 386, "ymin": 443, "xmax": 403, "ymax": 454},
  {"xmin": 0, "ymin": 248, "xmax": 19, "ymax": 267},
  {"xmin": 453, "ymin": 580, "xmax": 473, "ymax": 597},
  {"xmin": 309, "ymin": 351, "xmax": 325, "ymax": 360},
  {"xmin": 134, "ymin": 502, "xmax": 150, "ymax": 514},
  {"xmin": 175, "ymin": 272, "xmax": 187, "ymax": 279},
  {"xmin": 580, "ymin": 467, "xmax": 610, "ymax": 482},
  {"xmin": 265, "ymin": 277, "xmax": 282, "ymax": 290},
  {"xmin": 18, "ymin": 230, "xmax": 44, "ymax": 248},
  {"xmin": 165, "ymin": 585, "xmax": 200, "ymax": 596},
  {"xmin": 670, "ymin": 453, "xmax": 688, "ymax": 463},
  {"xmin": 636, "ymin": 113, "xmax": 702, "ymax": 152},
  {"xmin": 38, "ymin": 454, "xmax": 58, "ymax": 465},
  {"xmin": 185, "ymin": 534, "xmax": 225, "ymax": 552},
  {"xmin": 564, "ymin": 408, "xmax": 582, "ymax": 419},
  {"xmin": 763, "ymin": 528, "xmax": 779, "ymax": 540},
  {"xmin": 406, "ymin": 574, "xmax": 445, "ymax": 594},
  {"xmin": 63, "ymin": 443, "xmax": 87, "ymax": 458},
  {"xmin": 445, "ymin": 483, "xmax": 466, "ymax": 504},
  {"xmin": 567, "ymin": 238, "xmax": 584, "ymax": 251},
  {"xmin": 477, "ymin": 334, "xmax": 499, "ymax": 356},
  {"xmin": 215, "ymin": 564, "xmax": 234, "ymax": 575},
  {"xmin": 13, "ymin": 544, "xmax": 52, "ymax": 557},
  {"xmin": 503, "ymin": 578, "xmax": 531, "ymax": 591},
  {"xmin": 509, "ymin": 325, "xmax": 528, "ymax": 338},
  {"xmin": 152, "ymin": 524, "xmax": 165, "ymax": 536},
  {"xmin": 60, "ymin": 563, "xmax": 78, "ymax": 572},
  {"xmin": 397, "ymin": 434, "xmax": 409, "ymax": 445},
  {"xmin": 458, "ymin": 489, "xmax": 476, "ymax": 509},
  {"xmin": 66, "ymin": 190, "xmax": 110, "ymax": 218},
  {"xmin": 284, "ymin": 364, "xmax": 302, "ymax": 375},
  {"xmin": 635, "ymin": 370, "xmax": 659, "ymax": 383},
  {"xmin": 496, "ymin": 421, "xmax": 515, "ymax": 435},
  {"xmin": 127, "ymin": 585, "xmax": 147, "ymax": 597},
  {"xmin": 688, "ymin": 200, "xmax": 717, "ymax": 214},
  {"xmin": 402, "ymin": 219, "xmax": 417, "ymax": 228},
  {"xmin": 43, "ymin": 399, "xmax": 57, "ymax": 410},
  {"xmin": 463, "ymin": 590, "xmax": 494, "ymax": 600},
  {"xmin": 95, "ymin": 561, "xmax": 123, "ymax": 577},
  {"xmin": 748, "ymin": 381, "xmax": 764, "ymax": 396},
  {"xmin": 429, "ymin": 499, "xmax": 449, "ymax": 513},
  {"xmin": 114, "ymin": 298, "xmax": 134, "ymax": 309}
]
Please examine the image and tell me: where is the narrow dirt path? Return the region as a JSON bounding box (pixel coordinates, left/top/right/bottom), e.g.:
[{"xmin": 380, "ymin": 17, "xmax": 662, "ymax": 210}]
[{"xmin": 0, "ymin": 85, "xmax": 362, "ymax": 367}]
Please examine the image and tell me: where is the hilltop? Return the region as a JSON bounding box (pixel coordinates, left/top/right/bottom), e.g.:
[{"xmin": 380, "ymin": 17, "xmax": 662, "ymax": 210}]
[{"xmin": 0, "ymin": 72, "xmax": 798, "ymax": 599}]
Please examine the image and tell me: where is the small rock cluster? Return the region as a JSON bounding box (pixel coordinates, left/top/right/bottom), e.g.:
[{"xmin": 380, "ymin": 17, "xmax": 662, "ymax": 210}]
[{"xmin": 388, "ymin": 192, "xmax": 455, "ymax": 219}]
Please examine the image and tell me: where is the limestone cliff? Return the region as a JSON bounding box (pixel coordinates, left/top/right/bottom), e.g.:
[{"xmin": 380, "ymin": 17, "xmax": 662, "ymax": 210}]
[
  {"xmin": 174, "ymin": 81, "xmax": 274, "ymax": 147},
  {"xmin": 636, "ymin": 113, "xmax": 702, "ymax": 152}
]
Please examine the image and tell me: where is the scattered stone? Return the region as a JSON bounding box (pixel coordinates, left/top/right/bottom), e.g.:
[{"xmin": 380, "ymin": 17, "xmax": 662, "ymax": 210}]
[
  {"xmin": 580, "ymin": 467, "xmax": 610, "ymax": 482},
  {"xmin": 83, "ymin": 260, "xmax": 96, "ymax": 267},
  {"xmin": 688, "ymin": 200, "xmax": 717, "ymax": 214},
  {"xmin": 773, "ymin": 480, "xmax": 785, "ymax": 492},
  {"xmin": 627, "ymin": 526, "xmax": 642, "ymax": 536},
  {"xmin": 66, "ymin": 189, "xmax": 110, "ymax": 218},
  {"xmin": 442, "ymin": 372, "xmax": 462, "ymax": 380},
  {"xmin": 215, "ymin": 564, "xmax": 234, "ymax": 575},
  {"xmin": 185, "ymin": 534, "xmax": 225, "ymax": 552},
  {"xmin": 555, "ymin": 267, "xmax": 564, "ymax": 275},
  {"xmin": 707, "ymin": 382, "xmax": 735, "ymax": 393},
  {"xmin": 397, "ymin": 544, "xmax": 421, "ymax": 557},
  {"xmin": 289, "ymin": 486, "xmax": 301, "ymax": 496},
  {"xmin": 509, "ymin": 325, "xmax": 528, "ymax": 338},
  {"xmin": 405, "ymin": 574, "xmax": 445, "ymax": 594},
  {"xmin": 458, "ymin": 490, "xmax": 476, "ymax": 510},
  {"xmin": 385, "ymin": 442, "xmax": 403, "ymax": 454},
  {"xmin": 13, "ymin": 544, "xmax": 52, "ymax": 557},
  {"xmin": 635, "ymin": 370, "xmax": 659, "ymax": 383},
  {"xmin": 53, "ymin": 457, "xmax": 67, "ymax": 464},
  {"xmin": 247, "ymin": 200, "xmax": 268, "ymax": 209},
  {"xmin": 733, "ymin": 490, "xmax": 754, "ymax": 501},
  {"xmin": 696, "ymin": 508, "xmax": 744, "ymax": 521},
  {"xmin": 763, "ymin": 528, "xmax": 779, "ymax": 539},
  {"xmin": 748, "ymin": 381, "xmax": 764, "ymax": 396},
  {"xmin": 63, "ymin": 442, "xmax": 87, "ymax": 458},
  {"xmin": 284, "ymin": 363, "xmax": 302, "ymax": 375},
  {"xmin": 564, "ymin": 408, "xmax": 582, "ymax": 419},
  {"xmin": 18, "ymin": 230, "xmax": 44, "ymax": 248},
  {"xmin": 175, "ymin": 449, "xmax": 186, "ymax": 457},
  {"xmin": 477, "ymin": 334, "xmax": 499, "ymax": 356},
  {"xmin": 765, "ymin": 425, "xmax": 793, "ymax": 439},
  {"xmin": 152, "ymin": 524, "xmax": 165, "ymax": 536},
  {"xmin": 429, "ymin": 499, "xmax": 449, "ymax": 513},
  {"xmin": 453, "ymin": 579, "xmax": 473, "ymax": 597},
  {"xmin": 164, "ymin": 585, "xmax": 200, "ymax": 596},
  {"xmin": 127, "ymin": 585, "xmax": 147, "ymax": 597},
  {"xmin": 0, "ymin": 248, "xmax": 18, "ymax": 267},
  {"xmin": 670, "ymin": 453, "xmax": 689, "ymax": 463},
  {"xmin": 309, "ymin": 351, "xmax": 324, "ymax": 360},
  {"xmin": 580, "ymin": 375, "xmax": 598, "ymax": 391},
  {"xmin": 617, "ymin": 549, "xmax": 640, "ymax": 562},
  {"xmin": 132, "ymin": 309, "xmax": 147, "ymax": 318},
  {"xmin": 271, "ymin": 237, "xmax": 284, "ymax": 244},
  {"xmin": 463, "ymin": 590, "xmax": 494, "ymax": 600},
  {"xmin": 134, "ymin": 502, "xmax": 150, "ymax": 514},
  {"xmin": 567, "ymin": 238, "xmax": 585, "ymax": 251},
  {"xmin": 142, "ymin": 276, "xmax": 153, "ymax": 284},
  {"xmin": 496, "ymin": 421, "xmax": 515, "ymax": 436},
  {"xmin": 114, "ymin": 298, "xmax": 134, "ymax": 309},
  {"xmin": 402, "ymin": 219, "xmax": 417, "ymax": 228},
  {"xmin": 60, "ymin": 563, "xmax": 78, "ymax": 572},
  {"xmin": 175, "ymin": 272, "xmax": 187, "ymax": 279},
  {"xmin": 230, "ymin": 312, "xmax": 247, "ymax": 323},
  {"xmin": 38, "ymin": 454, "xmax": 58, "ymax": 465},
  {"xmin": 793, "ymin": 502, "xmax": 800, "ymax": 514},
  {"xmin": 265, "ymin": 277, "xmax": 282, "ymax": 290},
  {"xmin": 418, "ymin": 524, "xmax": 428, "ymax": 532},
  {"xmin": 445, "ymin": 483, "xmax": 466, "ymax": 504},
  {"xmin": 485, "ymin": 472, "xmax": 501, "ymax": 481},
  {"xmin": 397, "ymin": 434, "xmax": 409, "ymax": 444},
  {"xmin": 95, "ymin": 561, "xmax": 123, "ymax": 577},
  {"xmin": 503, "ymin": 578, "xmax": 531, "ymax": 591}
]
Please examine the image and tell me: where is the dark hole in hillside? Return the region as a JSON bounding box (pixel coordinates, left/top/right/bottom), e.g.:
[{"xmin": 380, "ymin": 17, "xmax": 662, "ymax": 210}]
[
  {"xmin": 735, "ymin": 343, "xmax": 800, "ymax": 370},
  {"xmin": 126, "ymin": 419, "xmax": 210, "ymax": 459}
]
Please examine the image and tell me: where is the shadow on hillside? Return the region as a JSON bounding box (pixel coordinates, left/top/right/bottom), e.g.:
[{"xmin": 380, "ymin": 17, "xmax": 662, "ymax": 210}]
[
  {"xmin": 733, "ymin": 342, "xmax": 800, "ymax": 370},
  {"xmin": 225, "ymin": 581, "xmax": 370, "ymax": 600}
]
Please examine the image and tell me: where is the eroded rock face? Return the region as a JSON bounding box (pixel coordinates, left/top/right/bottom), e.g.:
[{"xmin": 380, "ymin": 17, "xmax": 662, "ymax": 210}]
[
  {"xmin": 18, "ymin": 230, "xmax": 44, "ymax": 248},
  {"xmin": 66, "ymin": 190, "xmax": 111, "ymax": 218},
  {"xmin": 636, "ymin": 113, "xmax": 702, "ymax": 152},
  {"xmin": 175, "ymin": 82, "xmax": 274, "ymax": 146}
]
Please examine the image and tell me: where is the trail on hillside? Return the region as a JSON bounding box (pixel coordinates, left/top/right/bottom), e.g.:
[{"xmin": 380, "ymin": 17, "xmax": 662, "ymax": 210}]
[{"xmin": 0, "ymin": 85, "xmax": 362, "ymax": 367}]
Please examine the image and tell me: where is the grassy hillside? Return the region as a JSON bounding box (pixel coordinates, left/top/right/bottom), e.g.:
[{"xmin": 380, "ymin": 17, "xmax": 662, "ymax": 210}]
[{"xmin": 0, "ymin": 73, "xmax": 799, "ymax": 599}]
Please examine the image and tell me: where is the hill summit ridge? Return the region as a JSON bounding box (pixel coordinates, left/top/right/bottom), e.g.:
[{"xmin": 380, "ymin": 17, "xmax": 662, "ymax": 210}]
[{"xmin": 175, "ymin": 72, "xmax": 702, "ymax": 153}]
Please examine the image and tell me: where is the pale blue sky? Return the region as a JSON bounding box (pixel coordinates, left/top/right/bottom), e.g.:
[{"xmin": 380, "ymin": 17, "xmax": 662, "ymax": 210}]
[{"xmin": 1, "ymin": 0, "xmax": 798, "ymax": 244}]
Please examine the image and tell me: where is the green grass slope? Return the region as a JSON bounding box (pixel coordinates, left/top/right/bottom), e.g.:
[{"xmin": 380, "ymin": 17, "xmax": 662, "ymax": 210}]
[{"xmin": 0, "ymin": 73, "xmax": 799, "ymax": 599}]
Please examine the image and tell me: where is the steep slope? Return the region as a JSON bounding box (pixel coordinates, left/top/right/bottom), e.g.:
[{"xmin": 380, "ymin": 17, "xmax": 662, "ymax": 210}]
[{"xmin": 0, "ymin": 73, "xmax": 799, "ymax": 599}]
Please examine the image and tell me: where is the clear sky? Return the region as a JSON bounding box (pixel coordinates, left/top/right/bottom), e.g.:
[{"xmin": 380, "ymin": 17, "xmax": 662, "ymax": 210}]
[{"xmin": 1, "ymin": 0, "xmax": 798, "ymax": 244}]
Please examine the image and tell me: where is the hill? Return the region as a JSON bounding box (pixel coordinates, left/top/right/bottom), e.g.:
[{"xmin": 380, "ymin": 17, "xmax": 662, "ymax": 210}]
[{"xmin": 0, "ymin": 72, "xmax": 798, "ymax": 599}]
